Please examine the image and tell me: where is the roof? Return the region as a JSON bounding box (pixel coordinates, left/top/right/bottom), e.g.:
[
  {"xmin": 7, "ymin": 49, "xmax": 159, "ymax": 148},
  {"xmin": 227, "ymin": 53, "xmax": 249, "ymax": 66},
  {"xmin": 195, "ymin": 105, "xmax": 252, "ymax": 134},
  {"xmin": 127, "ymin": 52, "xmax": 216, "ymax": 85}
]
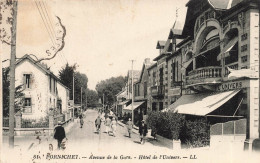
[
  {"xmin": 15, "ymin": 54, "xmax": 70, "ymax": 90},
  {"xmin": 147, "ymin": 63, "xmax": 157, "ymax": 70},
  {"xmin": 127, "ymin": 70, "xmax": 141, "ymax": 79},
  {"xmin": 208, "ymin": 0, "xmax": 244, "ymax": 10},
  {"xmin": 168, "ymin": 20, "xmax": 186, "ymax": 39},
  {"xmin": 156, "ymin": 41, "xmax": 166, "ymax": 49},
  {"xmin": 137, "ymin": 60, "xmax": 152, "ymax": 83}
]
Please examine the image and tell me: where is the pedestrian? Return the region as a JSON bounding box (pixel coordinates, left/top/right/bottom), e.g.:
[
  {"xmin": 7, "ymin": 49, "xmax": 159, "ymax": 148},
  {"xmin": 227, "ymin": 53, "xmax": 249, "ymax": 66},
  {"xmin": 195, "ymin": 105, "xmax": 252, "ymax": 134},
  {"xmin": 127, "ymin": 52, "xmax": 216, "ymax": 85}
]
[
  {"xmin": 80, "ymin": 115, "xmax": 84, "ymax": 128},
  {"xmin": 54, "ymin": 121, "xmax": 66, "ymax": 150},
  {"xmin": 105, "ymin": 117, "xmax": 111, "ymax": 134},
  {"xmin": 95, "ymin": 115, "xmax": 102, "ymax": 133},
  {"xmin": 139, "ymin": 120, "xmax": 148, "ymax": 145},
  {"xmin": 126, "ymin": 118, "xmax": 133, "ymax": 138},
  {"xmin": 110, "ymin": 117, "xmax": 117, "ymax": 137}
]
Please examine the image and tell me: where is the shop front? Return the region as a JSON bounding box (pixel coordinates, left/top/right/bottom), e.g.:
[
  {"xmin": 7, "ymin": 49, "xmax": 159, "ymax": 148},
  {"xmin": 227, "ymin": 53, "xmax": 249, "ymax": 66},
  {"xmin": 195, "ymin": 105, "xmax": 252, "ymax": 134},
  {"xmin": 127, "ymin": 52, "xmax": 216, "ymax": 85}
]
[
  {"xmin": 123, "ymin": 101, "xmax": 145, "ymax": 125},
  {"xmin": 168, "ymin": 79, "xmax": 259, "ymax": 148}
]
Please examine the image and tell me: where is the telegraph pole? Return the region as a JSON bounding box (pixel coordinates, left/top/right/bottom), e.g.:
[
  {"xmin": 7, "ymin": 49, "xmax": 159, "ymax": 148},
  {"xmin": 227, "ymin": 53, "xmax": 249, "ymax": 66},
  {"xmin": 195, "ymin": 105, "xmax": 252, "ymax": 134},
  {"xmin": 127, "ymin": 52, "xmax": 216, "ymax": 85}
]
[
  {"xmin": 81, "ymin": 87, "xmax": 82, "ymax": 113},
  {"xmin": 130, "ymin": 60, "xmax": 135, "ymax": 123},
  {"xmin": 72, "ymin": 74, "xmax": 74, "ymax": 120},
  {"xmin": 9, "ymin": 0, "xmax": 18, "ymax": 148},
  {"xmin": 103, "ymin": 93, "xmax": 105, "ymax": 112}
]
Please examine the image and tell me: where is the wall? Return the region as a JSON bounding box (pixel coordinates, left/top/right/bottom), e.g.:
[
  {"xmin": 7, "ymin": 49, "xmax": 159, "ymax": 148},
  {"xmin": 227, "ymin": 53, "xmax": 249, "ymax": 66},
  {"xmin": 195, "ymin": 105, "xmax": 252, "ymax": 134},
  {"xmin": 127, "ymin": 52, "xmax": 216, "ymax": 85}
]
[
  {"xmin": 15, "ymin": 60, "xmax": 49, "ymax": 120},
  {"xmin": 57, "ymin": 82, "xmax": 69, "ymax": 114}
]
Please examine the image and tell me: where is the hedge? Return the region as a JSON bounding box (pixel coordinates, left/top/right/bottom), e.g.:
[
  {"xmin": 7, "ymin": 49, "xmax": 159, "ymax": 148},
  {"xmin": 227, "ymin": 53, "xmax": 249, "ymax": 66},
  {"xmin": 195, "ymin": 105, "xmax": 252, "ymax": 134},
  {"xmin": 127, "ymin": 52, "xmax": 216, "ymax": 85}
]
[
  {"xmin": 146, "ymin": 111, "xmax": 210, "ymax": 148},
  {"xmin": 146, "ymin": 111, "xmax": 185, "ymax": 140}
]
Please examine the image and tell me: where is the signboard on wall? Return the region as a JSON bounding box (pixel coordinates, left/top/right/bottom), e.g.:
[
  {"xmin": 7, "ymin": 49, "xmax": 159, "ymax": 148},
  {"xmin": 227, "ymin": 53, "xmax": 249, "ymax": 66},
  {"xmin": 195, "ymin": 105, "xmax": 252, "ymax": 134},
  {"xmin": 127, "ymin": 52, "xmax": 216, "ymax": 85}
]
[
  {"xmin": 168, "ymin": 88, "xmax": 181, "ymax": 96},
  {"xmin": 216, "ymin": 80, "xmax": 249, "ymax": 92}
]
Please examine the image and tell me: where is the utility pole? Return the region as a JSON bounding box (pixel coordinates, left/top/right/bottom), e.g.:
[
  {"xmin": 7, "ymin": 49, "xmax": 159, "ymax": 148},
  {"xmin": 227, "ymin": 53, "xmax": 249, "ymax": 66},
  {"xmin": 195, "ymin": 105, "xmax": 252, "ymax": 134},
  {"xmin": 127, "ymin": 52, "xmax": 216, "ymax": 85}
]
[
  {"xmin": 9, "ymin": 0, "xmax": 18, "ymax": 148},
  {"xmin": 103, "ymin": 93, "xmax": 105, "ymax": 112},
  {"xmin": 130, "ymin": 60, "xmax": 135, "ymax": 124},
  {"xmin": 72, "ymin": 74, "xmax": 74, "ymax": 120},
  {"xmin": 81, "ymin": 87, "xmax": 82, "ymax": 113},
  {"xmin": 86, "ymin": 89, "xmax": 88, "ymax": 110}
]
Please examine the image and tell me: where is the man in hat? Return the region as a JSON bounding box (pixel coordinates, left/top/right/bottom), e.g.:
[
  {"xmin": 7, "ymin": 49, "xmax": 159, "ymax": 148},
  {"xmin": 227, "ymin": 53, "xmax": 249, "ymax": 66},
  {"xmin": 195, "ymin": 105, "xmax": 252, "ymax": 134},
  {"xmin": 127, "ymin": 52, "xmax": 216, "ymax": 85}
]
[
  {"xmin": 139, "ymin": 120, "xmax": 148, "ymax": 144},
  {"xmin": 54, "ymin": 121, "xmax": 66, "ymax": 149}
]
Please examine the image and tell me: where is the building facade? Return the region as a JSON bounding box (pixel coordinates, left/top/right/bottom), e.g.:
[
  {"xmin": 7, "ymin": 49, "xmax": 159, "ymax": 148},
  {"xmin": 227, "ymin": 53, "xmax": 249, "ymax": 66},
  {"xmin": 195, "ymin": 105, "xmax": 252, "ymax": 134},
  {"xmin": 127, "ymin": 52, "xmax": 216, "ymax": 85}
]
[
  {"xmin": 166, "ymin": 0, "xmax": 259, "ymax": 148},
  {"xmin": 15, "ymin": 55, "xmax": 70, "ymax": 120}
]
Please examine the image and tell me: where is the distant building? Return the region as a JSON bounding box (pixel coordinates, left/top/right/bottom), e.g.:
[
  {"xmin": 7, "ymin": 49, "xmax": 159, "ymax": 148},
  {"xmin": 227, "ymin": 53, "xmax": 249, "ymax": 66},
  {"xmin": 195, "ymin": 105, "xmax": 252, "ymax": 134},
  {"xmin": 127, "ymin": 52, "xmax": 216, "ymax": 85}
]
[{"xmin": 15, "ymin": 55, "xmax": 70, "ymax": 120}]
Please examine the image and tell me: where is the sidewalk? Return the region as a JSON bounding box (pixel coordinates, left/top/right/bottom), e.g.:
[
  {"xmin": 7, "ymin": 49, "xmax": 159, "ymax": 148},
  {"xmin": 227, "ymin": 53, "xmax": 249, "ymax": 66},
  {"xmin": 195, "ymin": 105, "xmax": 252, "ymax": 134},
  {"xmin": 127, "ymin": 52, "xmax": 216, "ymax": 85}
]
[{"xmin": 30, "ymin": 119, "xmax": 77, "ymax": 151}]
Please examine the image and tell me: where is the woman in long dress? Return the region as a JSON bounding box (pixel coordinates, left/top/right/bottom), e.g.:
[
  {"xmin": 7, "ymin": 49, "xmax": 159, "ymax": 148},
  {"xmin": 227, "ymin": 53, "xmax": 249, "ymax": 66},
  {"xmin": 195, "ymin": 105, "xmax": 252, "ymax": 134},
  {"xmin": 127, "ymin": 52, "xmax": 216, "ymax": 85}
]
[{"xmin": 110, "ymin": 117, "xmax": 117, "ymax": 137}]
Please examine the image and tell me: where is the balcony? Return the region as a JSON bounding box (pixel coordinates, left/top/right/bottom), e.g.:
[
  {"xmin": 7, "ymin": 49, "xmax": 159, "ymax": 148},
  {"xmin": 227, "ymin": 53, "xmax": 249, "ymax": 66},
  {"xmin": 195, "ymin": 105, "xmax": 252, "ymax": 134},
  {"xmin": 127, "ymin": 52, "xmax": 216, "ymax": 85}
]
[
  {"xmin": 186, "ymin": 66, "xmax": 222, "ymax": 86},
  {"xmin": 151, "ymin": 85, "xmax": 165, "ymax": 98}
]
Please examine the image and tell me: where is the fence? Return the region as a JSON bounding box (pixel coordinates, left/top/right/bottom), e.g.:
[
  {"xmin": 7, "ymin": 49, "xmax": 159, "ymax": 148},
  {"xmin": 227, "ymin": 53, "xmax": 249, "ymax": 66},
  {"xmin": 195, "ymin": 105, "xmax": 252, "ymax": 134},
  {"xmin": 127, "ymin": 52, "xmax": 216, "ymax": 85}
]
[
  {"xmin": 21, "ymin": 119, "xmax": 49, "ymax": 128},
  {"xmin": 210, "ymin": 119, "xmax": 246, "ymax": 149},
  {"xmin": 210, "ymin": 119, "xmax": 246, "ymax": 136},
  {"xmin": 3, "ymin": 118, "xmax": 15, "ymax": 127}
]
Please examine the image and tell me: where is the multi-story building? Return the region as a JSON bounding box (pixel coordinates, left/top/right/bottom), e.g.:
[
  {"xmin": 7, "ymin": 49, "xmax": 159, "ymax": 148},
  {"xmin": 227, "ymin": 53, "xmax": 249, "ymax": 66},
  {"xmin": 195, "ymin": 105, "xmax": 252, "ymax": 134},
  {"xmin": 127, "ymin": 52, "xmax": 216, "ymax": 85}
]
[
  {"xmin": 166, "ymin": 0, "xmax": 259, "ymax": 149},
  {"xmin": 147, "ymin": 21, "xmax": 184, "ymax": 111},
  {"xmin": 131, "ymin": 58, "xmax": 152, "ymax": 122},
  {"xmin": 15, "ymin": 55, "xmax": 71, "ymax": 120}
]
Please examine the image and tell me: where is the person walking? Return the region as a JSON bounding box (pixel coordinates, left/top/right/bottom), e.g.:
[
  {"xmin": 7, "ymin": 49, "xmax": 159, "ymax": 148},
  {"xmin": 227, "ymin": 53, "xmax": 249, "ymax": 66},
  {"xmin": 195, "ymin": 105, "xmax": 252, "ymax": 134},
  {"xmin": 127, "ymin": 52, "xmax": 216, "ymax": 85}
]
[
  {"xmin": 54, "ymin": 121, "xmax": 66, "ymax": 150},
  {"xmin": 126, "ymin": 118, "xmax": 133, "ymax": 138},
  {"xmin": 79, "ymin": 114, "xmax": 84, "ymax": 128},
  {"xmin": 105, "ymin": 117, "xmax": 111, "ymax": 134},
  {"xmin": 139, "ymin": 120, "xmax": 148, "ymax": 145},
  {"xmin": 95, "ymin": 115, "xmax": 102, "ymax": 133},
  {"xmin": 110, "ymin": 117, "xmax": 117, "ymax": 137}
]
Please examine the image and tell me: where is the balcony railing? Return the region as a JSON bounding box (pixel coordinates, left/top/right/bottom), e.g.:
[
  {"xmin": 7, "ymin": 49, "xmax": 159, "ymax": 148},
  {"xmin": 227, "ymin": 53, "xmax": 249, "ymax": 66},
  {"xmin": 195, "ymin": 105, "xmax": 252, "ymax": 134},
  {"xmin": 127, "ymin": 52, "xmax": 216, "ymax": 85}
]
[
  {"xmin": 224, "ymin": 63, "xmax": 238, "ymax": 77},
  {"xmin": 151, "ymin": 85, "xmax": 165, "ymax": 98},
  {"xmin": 186, "ymin": 66, "xmax": 222, "ymax": 86}
]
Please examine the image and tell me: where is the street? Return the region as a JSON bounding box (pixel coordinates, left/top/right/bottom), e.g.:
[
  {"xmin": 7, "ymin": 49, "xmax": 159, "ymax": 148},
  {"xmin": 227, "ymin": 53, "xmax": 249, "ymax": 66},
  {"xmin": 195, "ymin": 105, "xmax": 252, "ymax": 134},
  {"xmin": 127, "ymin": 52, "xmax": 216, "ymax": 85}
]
[{"xmin": 3, "ymin": 109, "xmax": 260, "ymax": 163}]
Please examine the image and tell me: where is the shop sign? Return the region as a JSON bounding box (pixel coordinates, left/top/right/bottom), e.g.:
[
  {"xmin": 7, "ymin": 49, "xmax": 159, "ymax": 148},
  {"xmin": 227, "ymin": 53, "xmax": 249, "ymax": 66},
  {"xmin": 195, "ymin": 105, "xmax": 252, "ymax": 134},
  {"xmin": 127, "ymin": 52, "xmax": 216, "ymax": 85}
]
[
  {"xmin": 168, "ymin": 88, "xmax": 181, "ymax": 96},
  {"xmin": 216, "ymin": 81, "xmax": 247, "ymax": 91}
]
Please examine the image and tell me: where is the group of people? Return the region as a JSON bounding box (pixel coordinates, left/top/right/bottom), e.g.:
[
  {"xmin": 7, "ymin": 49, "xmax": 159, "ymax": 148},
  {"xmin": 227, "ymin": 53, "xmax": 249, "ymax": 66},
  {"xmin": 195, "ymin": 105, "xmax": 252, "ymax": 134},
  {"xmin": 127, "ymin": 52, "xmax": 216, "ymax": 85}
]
[
  {"xmin": 95, "ymin": 114, "xmax": 118, "ymax": 137},
  {"xmin": 53, "ymin": 111, "xmax": 149, "ymax": 151}
]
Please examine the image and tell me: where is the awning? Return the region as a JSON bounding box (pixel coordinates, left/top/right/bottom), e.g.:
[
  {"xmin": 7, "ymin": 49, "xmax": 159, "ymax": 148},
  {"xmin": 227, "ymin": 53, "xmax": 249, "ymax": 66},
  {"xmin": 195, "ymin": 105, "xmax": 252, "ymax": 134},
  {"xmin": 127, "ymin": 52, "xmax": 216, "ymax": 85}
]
[
  {"xmin": 123, "ymin": 101, "xmax": 145, "ymax": 111},
  {"xmin": 168, "ymin": 90, "xmax": 240, "ymax": 116},
  {"xmin": 217, "ymin": 37, "xmax": 238, "ymax": 60}
]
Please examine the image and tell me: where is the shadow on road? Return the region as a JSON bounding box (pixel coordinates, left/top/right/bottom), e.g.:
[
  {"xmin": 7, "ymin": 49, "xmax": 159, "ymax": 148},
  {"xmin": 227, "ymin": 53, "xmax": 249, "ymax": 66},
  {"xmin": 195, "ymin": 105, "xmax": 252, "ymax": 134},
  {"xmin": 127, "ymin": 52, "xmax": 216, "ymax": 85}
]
[{"xmin": 133, "ymin": 141, "xmax": 141, "ymax": 144}]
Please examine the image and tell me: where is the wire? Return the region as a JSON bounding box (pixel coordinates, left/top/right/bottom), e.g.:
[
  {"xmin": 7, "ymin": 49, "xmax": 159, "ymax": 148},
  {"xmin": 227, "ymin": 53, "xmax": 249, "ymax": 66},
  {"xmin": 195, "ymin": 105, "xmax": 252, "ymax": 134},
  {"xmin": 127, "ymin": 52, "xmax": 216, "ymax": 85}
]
[
  {"xmin": 33, "ymin": 0, "xmax": 55, "ymax": 46},
  {"xmin": 33, "ymin": 0, "xmax": 67, "ymax": 68}
]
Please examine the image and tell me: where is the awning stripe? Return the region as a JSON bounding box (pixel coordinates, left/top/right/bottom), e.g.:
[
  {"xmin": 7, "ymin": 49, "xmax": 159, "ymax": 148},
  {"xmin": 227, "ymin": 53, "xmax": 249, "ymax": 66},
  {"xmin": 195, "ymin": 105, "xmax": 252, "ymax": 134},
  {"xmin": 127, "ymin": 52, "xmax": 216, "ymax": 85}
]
[{"xmin": 168, "ymin": 90, "xmax": 240, "ymax": 116}]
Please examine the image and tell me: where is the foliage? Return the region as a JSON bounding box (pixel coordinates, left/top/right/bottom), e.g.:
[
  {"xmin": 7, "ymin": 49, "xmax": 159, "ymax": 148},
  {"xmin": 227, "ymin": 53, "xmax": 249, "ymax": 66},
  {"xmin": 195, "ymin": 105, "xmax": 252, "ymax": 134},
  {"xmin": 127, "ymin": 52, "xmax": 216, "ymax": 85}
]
[
  {"xmin": 95, "ymin": 76, "xmax": 126, "ymax": 107},
  {"xmin": 59, "ymin": 64, "xmax": 99, "ymax": 109},
  {"xmin": 146, "ymin": 111, "xmax": 185, "ymax": 140},
  {"xmin": 58, "ymin": 63, "xmax": 77, "ymax": 100},
  {"xmin": 182, "ymin": 119, "xmax": 210, "ymax": 148},
  {"xmin": 2, "ymin": 68, "xmax": 24, "ymax": 117},
  {"xmin": 86, "ymin": 89, "xmax": 99, "ymax": 107}
]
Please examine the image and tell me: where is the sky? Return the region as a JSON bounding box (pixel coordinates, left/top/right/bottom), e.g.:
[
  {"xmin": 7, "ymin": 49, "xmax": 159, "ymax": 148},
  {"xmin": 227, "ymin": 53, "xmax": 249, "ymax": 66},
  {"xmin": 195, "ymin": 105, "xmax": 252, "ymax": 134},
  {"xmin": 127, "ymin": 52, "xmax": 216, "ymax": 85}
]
[{"xmin": 2, "ymin": 0, "xmax": 189, "ymax": 90}]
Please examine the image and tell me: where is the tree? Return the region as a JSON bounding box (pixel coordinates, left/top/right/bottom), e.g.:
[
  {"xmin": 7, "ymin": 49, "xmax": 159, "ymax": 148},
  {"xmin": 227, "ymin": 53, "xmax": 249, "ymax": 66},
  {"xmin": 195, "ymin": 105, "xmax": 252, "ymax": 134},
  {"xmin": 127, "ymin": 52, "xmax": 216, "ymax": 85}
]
[
  {"xmin": 58, "ymin": 64, "xmax": 90, "ymax": 108},
  {"xmin": 86, "ymin": 89, "xmax": 99, "ymax": 107},
  {"xmin": 2, "ymin": 68, "xmax": 24, "ymax": 117},
  {"xmin": 58, "ymin": 63, "xmax": 77, "ymax": 100},
  {"xmin": 95, "ymin": 76, "xmax": 126, "ymax": 107},
  {"xmin": 74, "ymin": 71, "xmax": 88, "ymax": 105}
]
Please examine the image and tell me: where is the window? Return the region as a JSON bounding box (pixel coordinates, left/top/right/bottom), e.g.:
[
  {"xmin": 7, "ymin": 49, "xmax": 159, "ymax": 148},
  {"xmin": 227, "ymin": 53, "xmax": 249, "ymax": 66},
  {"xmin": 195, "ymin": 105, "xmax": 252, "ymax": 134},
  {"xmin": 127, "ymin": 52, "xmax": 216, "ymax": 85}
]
[
  {"xmin": 24, "ymin": 98, "xmax": 31, "ymax": 106},
  {"xmin": 172, "ymin": 62, "xmax": 176, "ymax": 83},
  {"xmin": 23, "ymin": 74, "xmax": 31, "ymax": 89},
  {"xmin": 24, "ymin": 98, "xmax": 32, "ymax": 113}
]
